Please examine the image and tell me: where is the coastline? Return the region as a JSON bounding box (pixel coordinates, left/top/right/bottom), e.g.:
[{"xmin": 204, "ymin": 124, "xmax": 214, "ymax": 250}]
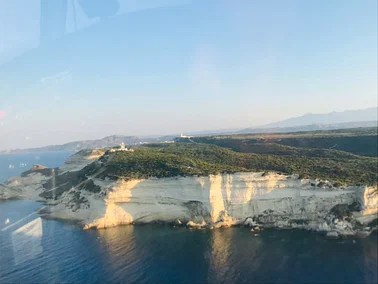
[{"xmin": 1, "ymin": 149, "xmax": 377, "ymax": 238}]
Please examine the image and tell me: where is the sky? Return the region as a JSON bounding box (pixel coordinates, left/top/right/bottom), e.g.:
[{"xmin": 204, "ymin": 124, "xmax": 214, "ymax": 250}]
[{"xmin": 0, "ymin": 0, "xmax": 377, "ymax": 150}]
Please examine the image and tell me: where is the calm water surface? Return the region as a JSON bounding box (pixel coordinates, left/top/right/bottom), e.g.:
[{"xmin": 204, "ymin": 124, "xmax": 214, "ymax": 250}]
[
  {"xmin": 0, "ymin": 151, "xmax": 73, "ymax": 182},
  {"xmin": 0, "ymin": 153, "xmax": 377, "ymax": 283}
]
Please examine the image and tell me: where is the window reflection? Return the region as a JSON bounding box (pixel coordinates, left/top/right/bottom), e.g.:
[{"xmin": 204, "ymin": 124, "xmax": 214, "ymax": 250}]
[{"xmin": 11, "ymin": 217, "xmax": 43, "ymax": 265}]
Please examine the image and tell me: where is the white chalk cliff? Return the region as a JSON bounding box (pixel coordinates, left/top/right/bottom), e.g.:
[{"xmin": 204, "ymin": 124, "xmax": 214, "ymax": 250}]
[{"xmin": 1, "ymin": 150, "xmax": 377, "ymax": 237}]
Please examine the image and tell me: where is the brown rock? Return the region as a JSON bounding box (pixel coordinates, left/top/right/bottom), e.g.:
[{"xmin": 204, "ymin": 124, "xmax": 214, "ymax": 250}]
[{"xmin": 31, "ymin": 164, "xmax": 47, "ymax": 171}]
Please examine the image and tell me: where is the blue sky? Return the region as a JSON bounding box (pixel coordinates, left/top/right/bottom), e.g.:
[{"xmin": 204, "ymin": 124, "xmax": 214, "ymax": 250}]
[{"xmin": 0, "ymin": 0, "xmax": 377, "ymax": 149}]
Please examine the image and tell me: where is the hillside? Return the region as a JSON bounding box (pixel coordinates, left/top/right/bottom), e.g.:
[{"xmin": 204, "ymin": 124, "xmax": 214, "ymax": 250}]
[
  {"xmin": 14, "ymin": 139, "xmax": 375, "ymax": 202},
  {"xmin": 18, "ymin": 127, "xmax": 376, "ymax": 199},
  {"xmin": 94, "ymin": 142, "xmax": 378, "ymax": 186},
  {"xmin": 186, "ymin": 127, "xmax": 378, "ymax": 157}
]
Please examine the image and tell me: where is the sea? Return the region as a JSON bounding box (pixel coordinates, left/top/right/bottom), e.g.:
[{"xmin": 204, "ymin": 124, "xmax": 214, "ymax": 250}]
[{"xmin": 0, "ymin": 152, "xmax": 377, "ymax": 283}]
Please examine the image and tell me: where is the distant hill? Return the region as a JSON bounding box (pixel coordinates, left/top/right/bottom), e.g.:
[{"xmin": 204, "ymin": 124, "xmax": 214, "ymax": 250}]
[
  {"xmin": 238, "ymin": 121, "xmax": 378, "ymax": 134},
  {"xmin": 187, "ymin": 127, "xmax": 378, "ymax": 158},
  {"xmin": 0, "ymin": 135, "xmax": 176, "ymax": 154},
  {"xmin": 260, "ymin": 107, "xmax": 378, "ymax": 128},
  {"xmin": 3, "ymin": 122, "xmax": 377, "ymax": 154}
]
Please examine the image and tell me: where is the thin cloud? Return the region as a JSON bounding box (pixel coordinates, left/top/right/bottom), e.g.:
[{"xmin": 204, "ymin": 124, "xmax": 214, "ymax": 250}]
[{"xmin": 40, "ymin": 70, "xmax": 72, "ymax": 86}]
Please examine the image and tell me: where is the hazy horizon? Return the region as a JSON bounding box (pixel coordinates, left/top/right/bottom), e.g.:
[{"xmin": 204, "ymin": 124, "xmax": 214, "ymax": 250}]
[
  {"xmin": 1, "ymin": 0, "xmax": 377, "ymax": 150},
  {"xmin": 0, "ymin": 106, "xmax": 377, "ymax": 151}
]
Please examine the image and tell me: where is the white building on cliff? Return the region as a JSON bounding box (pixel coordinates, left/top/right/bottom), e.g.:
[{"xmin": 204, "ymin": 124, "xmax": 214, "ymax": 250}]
[
  {"xmin": 110, "ymin": 142, "xmax": 134, "ymax": 152},
  {"xmin": 180, "ymin": 133, "xmax": 193, "ymax": 138}
]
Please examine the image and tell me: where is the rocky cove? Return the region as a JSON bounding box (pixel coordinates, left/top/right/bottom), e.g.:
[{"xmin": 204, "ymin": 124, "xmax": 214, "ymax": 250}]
[{"xmin": 0, "ymin": 149, "xmax": 377, "ymax": 238}]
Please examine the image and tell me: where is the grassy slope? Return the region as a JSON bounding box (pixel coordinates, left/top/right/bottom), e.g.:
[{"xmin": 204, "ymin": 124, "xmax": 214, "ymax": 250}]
[{"xmin": 99, "ymin": 143, "xmax": 378, "ymax": 186}]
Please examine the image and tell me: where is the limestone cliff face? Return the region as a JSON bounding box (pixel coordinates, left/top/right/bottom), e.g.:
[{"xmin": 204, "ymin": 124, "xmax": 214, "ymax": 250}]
[{"xmin": 80, "ymin": 173, "xmax": 377, "ymax": 234}]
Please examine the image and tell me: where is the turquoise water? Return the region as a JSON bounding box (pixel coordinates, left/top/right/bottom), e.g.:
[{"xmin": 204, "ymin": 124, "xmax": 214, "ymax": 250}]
[{"xmin": 0, "ymin": 153, "xmax": 377, "ymax": 283}]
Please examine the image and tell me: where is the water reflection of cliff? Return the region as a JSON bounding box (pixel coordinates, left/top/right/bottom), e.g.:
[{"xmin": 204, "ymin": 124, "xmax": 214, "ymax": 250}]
[
  {"xmin": 363, "ymin": 231, "xmax": 378, "ymax": 283},
  {"xmin": 207, "ymin": 228, "xmax": 264, "ymax": 283},
  {"xmin": 207, "ymin": 229, "xmax": 232, "ymax": 282},
  {"xmin": 96, "ymin": 226, "xmax": 140, "ymax": 282}
]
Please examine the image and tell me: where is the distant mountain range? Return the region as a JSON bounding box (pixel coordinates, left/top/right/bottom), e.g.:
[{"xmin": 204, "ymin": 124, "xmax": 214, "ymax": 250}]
[
  {"xmin": 0, "ymin": 135, "xmax": 177, "ymax": 154},
  {"xmin": 237, "ymin": 121, "xmax": 378, "ymax": 134},
  {"xmin": 260, "ymin": 107, "xmax": 378, "ymax": 128},
  {"xmin": 1, "ymin": 107, "xmax": 377, "ymax": 154}
]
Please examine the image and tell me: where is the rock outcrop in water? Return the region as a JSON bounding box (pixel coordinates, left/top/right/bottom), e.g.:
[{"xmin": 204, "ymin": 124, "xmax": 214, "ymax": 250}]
[{"xmin": 1, "ymin": 149, "xmax": 377, "ymax": 237}]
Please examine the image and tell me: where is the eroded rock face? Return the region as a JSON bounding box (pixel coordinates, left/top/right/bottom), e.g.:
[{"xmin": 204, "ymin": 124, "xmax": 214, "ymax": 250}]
[
  {"xmin": 80, "ymin": 173, "xmax": 377, "ymax": 235},
  {"xmin": 2, "ymin": 173, "xmax": 50, "ymax": 200},
  {"xmin": 0, "ymin": 184, "xmax": 16, "ymax": 199}
]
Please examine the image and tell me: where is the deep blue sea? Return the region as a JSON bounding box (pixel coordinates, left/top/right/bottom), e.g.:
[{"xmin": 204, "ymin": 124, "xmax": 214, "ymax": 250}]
[{"xmin": 0, "ymin": 152, "xmax": 377, "ymax": 283}]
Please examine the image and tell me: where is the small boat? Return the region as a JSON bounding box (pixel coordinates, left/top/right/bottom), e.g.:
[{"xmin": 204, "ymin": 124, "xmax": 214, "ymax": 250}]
[
  {"xmin": 8, "ymin": 164, "xmax": 14, "ymax": 169},
  {"xmin": 5, "ymin": 218, "xmax": 10, "ymax": 225}
]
